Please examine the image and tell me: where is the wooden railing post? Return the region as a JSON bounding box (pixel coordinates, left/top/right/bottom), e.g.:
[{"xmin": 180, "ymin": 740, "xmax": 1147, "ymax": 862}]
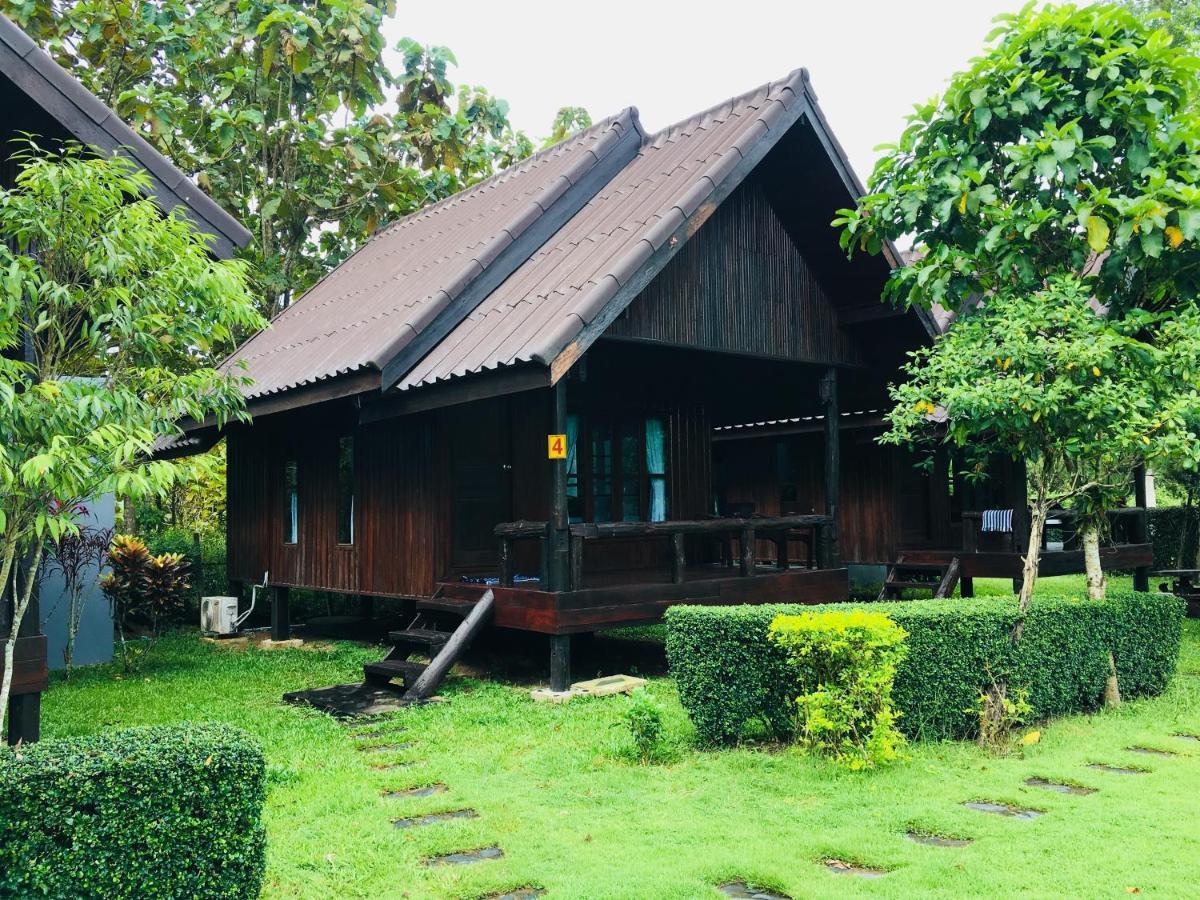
[
  {"xmin": 670, "ymin": 531, "xmax": 686, "ymax": 584},
  {"xmin": 499, "ymin": 536, "xmax": 513, "ymax": 588},
  {"xmin": 739, "ymin": 524, "xmax": 756, "ymax": 577},
  {"xmin": 1133, "ymin": 466, "xmax": 1150, "ymax": 592}
]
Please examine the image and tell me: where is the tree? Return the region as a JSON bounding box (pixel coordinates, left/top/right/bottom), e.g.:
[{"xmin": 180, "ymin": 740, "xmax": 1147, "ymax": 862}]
[
  {"xmin": 836, "ymin": 3, "xmax": 1200, "ymax": 319},
  {"xmin": 2, "ymin": 2, "xmax": 536, "ymax": 317},
  {"xmin": 543, "ymin": 106, "xmax": 593, "ymax": 149},
  {"xmin": 834, "ymin": 2, "xmax": 1200, "ymax": 600},
  {"xmin": 1127, "ymin": 0, "xmax": 1200, "ymax": 49},
  {"xmin": 0, "ymin": 145, "xmax": 264, "ymax": 735},
  {"xmin": 884, "ymin": 277, "xmax": 1200, "ymax": 709},
  {"xmin": 885, "ymin": 276, "xmax": 1200, "ymax": 610}
]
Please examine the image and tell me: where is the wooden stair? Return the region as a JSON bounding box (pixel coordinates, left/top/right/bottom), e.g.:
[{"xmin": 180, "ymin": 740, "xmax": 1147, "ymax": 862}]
[
  {"xmin": 878, "ymin": 556, "xmax": 960, "ymax": 601},
  {"xmin": 363, "ymin": 588, "xmax": 495, "ymax": 700}
]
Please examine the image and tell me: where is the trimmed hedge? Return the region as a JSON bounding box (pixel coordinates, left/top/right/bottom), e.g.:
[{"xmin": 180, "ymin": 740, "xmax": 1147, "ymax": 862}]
[
  {"xmin": 665, "ymin": 591, "xmax": 1184, "ymax": 745},
  {"xmin": 0, "ymin": 723, "xmax": 266, "ymax": 898}
]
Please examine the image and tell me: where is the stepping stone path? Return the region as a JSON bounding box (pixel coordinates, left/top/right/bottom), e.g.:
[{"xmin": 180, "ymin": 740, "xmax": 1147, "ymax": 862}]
[
  {"xmin": 1024, "ymin": 777, "xmax": 1096, "ymax": 796},
  {"xmin": 1127, "ymin": 746, "xmax": 1177, "ymax": 757},
  {"xmin": 718, "ymin": 881, "xmax": 791, "ymax": 899},
  {"xmin": 963, "ymin": 801, "xmax": 1041, "ymax": 819},
  {"xmin": 385, "ymin": 783, "xmax": 447, "ymax": 799},
  {"xmin": 424, "ymin": 847, "xmax": 504, "ymax": 866},
  {"xmin": 368, "ymin": 761, "xmax": 413, "ymax": 771},
  {"xmin": 1088, "ymin": 763, "xmax": 1148, "ymax": 775},
  {"xmin": 825, "ymin": 859, "xmax": 886, "ymax": 878},
  {"xmin": 906, "ymin": 831, "xmax": 972, "ymax": 848},
  {"xmin": 483, "ymin": 890, "xmax": 545, "ymax": 900},
  {"xmin": 393, "ymin": 808, "xmax": 478, "ymax": 829},
  {"xmin": 1174, "ymin": 733, "xmax": 1200, "ymax": 743}
]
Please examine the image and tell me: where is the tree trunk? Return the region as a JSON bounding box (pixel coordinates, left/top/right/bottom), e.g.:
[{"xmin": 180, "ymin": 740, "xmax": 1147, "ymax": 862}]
[
  {"xmin": 1082, "ymin": 521, "xmax": 1106, "ymax": 601},
  {"xmin": 1011, "ymin": 505, "xmax": 1047, "ymax": 645},
  {"xmin": 121, "ymin": 495, "xmax": 136, "ymax": 535}
]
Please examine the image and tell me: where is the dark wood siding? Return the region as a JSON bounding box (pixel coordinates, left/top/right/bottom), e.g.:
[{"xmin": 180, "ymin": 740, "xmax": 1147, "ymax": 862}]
[
  {"xmin": 713, "ymin": 427, "xmax": 944, "ymax": 565},
  {"xmin": 607, "ymin": 173, "xmax": 863, "ymax": 367}
]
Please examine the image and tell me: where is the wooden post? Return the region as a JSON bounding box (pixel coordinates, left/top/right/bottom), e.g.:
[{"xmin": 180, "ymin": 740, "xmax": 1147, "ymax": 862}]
[
  {"xmin": 271, "ymin": 586, "xmax": 290, "ymax": 641},
  {"xmin": 405, "ymin": 590, "xmax": 495, "ymax": 701},
  {"xmin": 570, "ymin": 533, "xmax": 584, "ymax": 591},
  {"xmin": 820, "ymin": 368, "xmax": 841, "ymax": 567},
  {"xmin": 499, "ymin": 537, "xmax": 513, "ymax": 588},
  {"xmin": 1134, "ymin": 465, "xmax": 1150, "ymax": 592},
  {"xmin": 550, "ymin": 634, "xmax": 571, "ymax": 692},
  {"xmin": 8, "ymin": 551, "xmax": 41, "ymax": 744},
  {"xmin": 547, "ymin": 381, "xmax": 570, "ymax": 592},
  {"xmin": 670, "ymin": 532, "xmax": 686, "ymax": 584},
  {"xmin": 739, "ymin": 525, "xmax": 756, "ymax": 577}
]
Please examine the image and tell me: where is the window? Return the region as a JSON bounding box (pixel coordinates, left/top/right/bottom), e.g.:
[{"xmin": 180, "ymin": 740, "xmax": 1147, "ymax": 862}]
[
  {"xmin": 283, "ymin": 458, "xmax": 298, "ymax": 544},
  {"xmin": 574, "ymin": 414, "xmax": 668, "ymax": 523},
  {"xmin": 337, "ymin": 435, "xmax": 355, "ymax": 545}
]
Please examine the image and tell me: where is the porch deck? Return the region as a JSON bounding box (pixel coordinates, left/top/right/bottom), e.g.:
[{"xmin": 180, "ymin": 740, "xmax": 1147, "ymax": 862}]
[
  {"xmin": 436, "ymin": 563, "xmax": 848, "ymax": 635},
  {"xmin": 895, "ymin": 543, "xmax": 1154, "ymax": 581}
]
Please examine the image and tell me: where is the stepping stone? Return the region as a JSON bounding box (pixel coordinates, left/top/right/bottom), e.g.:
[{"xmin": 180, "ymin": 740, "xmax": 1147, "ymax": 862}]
[
  {"xmin": 351, "ymin": 729, "xmax": 402, "ymax": 740},
  {"xmin": 906, "ymin": 831, "xmax": 972, "ymax": 848},
  {"xmin": 1025, "ymin": 777, "xmax": 1096, "ymax": 796},
  {"xmin": 1173, "ymin": 733, "xmax": 1200, "ymax": 743},
  {"xmin": 369, "ymin": 761, "xmax": 415, "ymax": 771},
  {"xmin": 963, "ymin": 801, "xmax": 1040, "ymax": 819},
  {"xmin": 423, "ymin": 846, "xmax": 503, "ymax": 866},
  {"xmin": 384, "ymin": 783, "xmax": 447, "ymax": 799},
  {"xmin": 1088, "ymin": 763, "xmax": 1148, "ymax": 775},
  {"xmin": 357, "ymin": 742, "xmax": 413, "ymax": 754},
  {"xmin": 393, "ymin": 808, "xmax": 478, "ymax": 829},
  {"xmin": 1127, "ymin": 746, "xmax": 1177, "ymax": 757},
  {"xmin": 717, "ymin": 881, "xmax": 791, "ymax": 899},
  {"xmin": 483, "ymin": 890, "xmax": 545, "ymax": 900},
  {"xmin": 824, "ymin": 859, "xmax": 886, "ymax": 878}
]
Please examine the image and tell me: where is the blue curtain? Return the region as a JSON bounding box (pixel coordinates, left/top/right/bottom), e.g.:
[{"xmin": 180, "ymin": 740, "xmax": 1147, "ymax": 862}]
[{"xmin": 645, "ymin": 417, "xmax": 667, "ymax": 522}]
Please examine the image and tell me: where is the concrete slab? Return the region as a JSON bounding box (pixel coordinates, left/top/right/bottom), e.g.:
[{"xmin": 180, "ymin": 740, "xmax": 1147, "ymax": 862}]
[{"xmin": 570, "ymin": 673, "xmax": 648, "ymax": 697}]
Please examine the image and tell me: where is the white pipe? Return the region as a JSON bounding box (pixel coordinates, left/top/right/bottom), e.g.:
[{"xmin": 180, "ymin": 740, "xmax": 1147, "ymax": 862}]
[{"xmin": 235, "ymin": 571, "xmax": 269, "ymax": 630}]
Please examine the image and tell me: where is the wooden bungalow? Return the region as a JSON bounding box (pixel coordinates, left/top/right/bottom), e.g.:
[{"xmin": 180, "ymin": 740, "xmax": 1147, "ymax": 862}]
[
  {"xmin": 179, "ymin": 68, "xmax": 1149, "ymax": 694},
  {"xmin": 0, "ymin": 12, "xmax": 250, "ymax": 743}
]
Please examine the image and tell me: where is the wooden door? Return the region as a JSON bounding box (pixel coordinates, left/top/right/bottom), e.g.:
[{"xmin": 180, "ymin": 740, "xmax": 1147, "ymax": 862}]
[{"xmin": 450, "ymin": 401, "xmax": 513, "ymax": 571}]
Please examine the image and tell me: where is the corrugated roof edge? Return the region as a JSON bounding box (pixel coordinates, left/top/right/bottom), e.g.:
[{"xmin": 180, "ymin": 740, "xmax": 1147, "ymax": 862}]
[
  {"xmin": 0, "ymin": 13, "xmax": 250, "ymax": 258},
  {"xmin": 377, "ymin": 108, "xmax": 645, "ymax": 392},
  {"xmin": 520, "ymin": 68, "xmax": 811, "ymax": 379}
]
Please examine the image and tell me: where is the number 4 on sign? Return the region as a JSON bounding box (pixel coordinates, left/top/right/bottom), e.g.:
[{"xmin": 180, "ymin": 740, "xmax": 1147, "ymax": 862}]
[{"xmin": 547, "ymin": 434, "xmax": 567, "ymax": 459}]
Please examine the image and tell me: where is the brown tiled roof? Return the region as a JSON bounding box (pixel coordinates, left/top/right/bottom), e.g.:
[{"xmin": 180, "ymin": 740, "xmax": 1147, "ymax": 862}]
[
  {"xmin": 397, "ymin": 70, "xmax": 808, "ymax": 391},
  {"xmin": 223, "ymin": 110, "xmax": 641, "ymax": 399},
  {"xmin": 218, "ymin": 67, "xmax": 928, "ymax": 411}
]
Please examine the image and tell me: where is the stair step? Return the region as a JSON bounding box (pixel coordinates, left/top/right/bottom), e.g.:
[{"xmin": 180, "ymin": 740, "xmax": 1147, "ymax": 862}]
[
  {"xmin": 388, "ymin": 628, "xmax": 451, "ymax": 649},
  {"xmin": 417, "ymin": 596, "xmax": 479, "ymax": 615},
  {"xmin": 364, "ymin": 659, "xmax": 427, "ymax": 687},
  {"xmin": 892, "ymin": 564, "xmax": 948, "ymax": 573}
]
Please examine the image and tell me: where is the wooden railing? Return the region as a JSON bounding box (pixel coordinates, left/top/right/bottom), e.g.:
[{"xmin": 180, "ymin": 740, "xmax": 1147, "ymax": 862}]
[
  {"xmin": 494, "ymin": 514, "xmax": 834, "ymax": 591},
  {"xmin": 960, "ymin": 507, "xmax": 1147, "ymax": 553}
]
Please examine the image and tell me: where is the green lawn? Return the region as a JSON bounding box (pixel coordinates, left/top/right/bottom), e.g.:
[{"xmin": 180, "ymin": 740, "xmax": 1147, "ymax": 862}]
[{"xmin": 40, "ymin": 575, "xmax": 1200, "ymax": 899}]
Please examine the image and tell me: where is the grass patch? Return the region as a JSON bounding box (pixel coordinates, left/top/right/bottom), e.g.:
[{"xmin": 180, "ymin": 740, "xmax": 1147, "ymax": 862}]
[{"xmin": 38, "ymin": 577, "xmax": 1199, "ymax": 898}]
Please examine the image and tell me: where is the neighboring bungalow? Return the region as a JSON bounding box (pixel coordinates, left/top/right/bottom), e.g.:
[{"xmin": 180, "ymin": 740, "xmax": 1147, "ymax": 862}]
[
  {"xmin": 180, "ymin": 69, "xmax": 1151, "ymax": 694},
  {"xmin": 0, "ymin": 13, "xmax": 250, "ymax": 744}
]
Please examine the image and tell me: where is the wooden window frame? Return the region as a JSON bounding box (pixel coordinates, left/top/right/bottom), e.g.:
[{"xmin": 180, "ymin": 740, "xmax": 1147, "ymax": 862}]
[
  {"xmin": 336, "ymin": 434, "xmax": 355, "ymax": 547},
  {"xmin": 282, "ymin": 457, "xmax": 299, "ymax": 545},
  {"xmin": 569, "ymin": 413, "xmax": 668, "ymax": 524}
]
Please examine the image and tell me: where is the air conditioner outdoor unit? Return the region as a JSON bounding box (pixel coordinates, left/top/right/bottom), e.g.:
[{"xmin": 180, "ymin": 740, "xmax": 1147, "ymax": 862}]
[{"xmin": 201, "ymin": 596, "xmax": 240, "ymax": 636}]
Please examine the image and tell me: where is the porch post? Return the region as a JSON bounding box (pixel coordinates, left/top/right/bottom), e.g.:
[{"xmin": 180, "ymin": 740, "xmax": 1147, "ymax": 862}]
[
  {"xmin": 271, "ymin": 586, "xmax": 291, "ymax": 641},
  {"xmin": 547, "ymin": 380, "xmax": 572, "ymax": 690},
  {"xmin": 1133, "ymin": 465, "xmax": 1150, "ymax": 592},
  {"xmin": 819, "ymin": 368, "xmax": 841, "ymax": 567}
]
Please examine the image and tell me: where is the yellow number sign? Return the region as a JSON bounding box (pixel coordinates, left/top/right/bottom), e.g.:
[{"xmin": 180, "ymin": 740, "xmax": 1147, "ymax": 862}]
[{"xmin": 547, "ymin": 434, "xmax": 567, "ymax": 459}]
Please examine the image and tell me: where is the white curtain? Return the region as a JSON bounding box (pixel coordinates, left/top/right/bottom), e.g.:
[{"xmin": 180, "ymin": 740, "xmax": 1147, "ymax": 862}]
[{"xmin": 645, "ymin": 417, "xmax": 667, "ymax": 522}]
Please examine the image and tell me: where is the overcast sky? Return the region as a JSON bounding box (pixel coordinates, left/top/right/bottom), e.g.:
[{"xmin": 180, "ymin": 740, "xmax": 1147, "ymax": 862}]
[{"xmin": 384, "ymin": 0, "xmax": 1030, "ymax": 183}]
